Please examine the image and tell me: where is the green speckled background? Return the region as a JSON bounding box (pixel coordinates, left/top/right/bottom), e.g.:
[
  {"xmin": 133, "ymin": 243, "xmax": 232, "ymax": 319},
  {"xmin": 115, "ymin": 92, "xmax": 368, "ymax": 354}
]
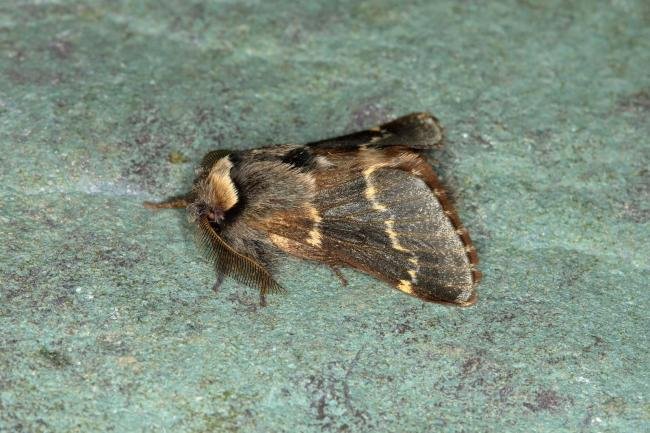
[{"xmin": 1, "ymin": 1, "xmax": 648, "ymax": 432}]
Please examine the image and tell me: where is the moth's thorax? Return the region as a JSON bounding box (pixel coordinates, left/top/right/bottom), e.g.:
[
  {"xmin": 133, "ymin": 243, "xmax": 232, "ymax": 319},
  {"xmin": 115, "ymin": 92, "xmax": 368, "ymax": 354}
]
[{"xmin": 203, "ymin": 156, "xmax": 239, "ymax": 211}]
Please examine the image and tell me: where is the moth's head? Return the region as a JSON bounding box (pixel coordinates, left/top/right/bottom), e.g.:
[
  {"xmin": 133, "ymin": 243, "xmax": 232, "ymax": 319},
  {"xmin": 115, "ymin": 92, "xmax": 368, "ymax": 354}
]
[{"xmin": 188, "ymin": 150, "xmax": 240, "ymax": 227}]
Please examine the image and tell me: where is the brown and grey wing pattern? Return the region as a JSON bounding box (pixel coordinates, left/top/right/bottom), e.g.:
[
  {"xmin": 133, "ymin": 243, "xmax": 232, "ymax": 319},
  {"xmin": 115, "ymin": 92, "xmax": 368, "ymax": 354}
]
[
  {"xmin": 314, "ymin": 166, "xmax": 476, "ymax": 305},
  {"xmin": 244, "ymin": 113, "xmax": 479, "ymax": 305},
  {"xmin": 256, "ymin": 146, "xmax": 480, "ymax": 305}
]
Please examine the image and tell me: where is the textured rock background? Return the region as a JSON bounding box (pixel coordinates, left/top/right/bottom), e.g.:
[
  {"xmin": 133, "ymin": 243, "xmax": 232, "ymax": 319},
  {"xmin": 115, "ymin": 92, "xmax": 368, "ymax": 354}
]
[{"xmin": 1, "ymin": 1, "xmax": 648, "ymax": 432}]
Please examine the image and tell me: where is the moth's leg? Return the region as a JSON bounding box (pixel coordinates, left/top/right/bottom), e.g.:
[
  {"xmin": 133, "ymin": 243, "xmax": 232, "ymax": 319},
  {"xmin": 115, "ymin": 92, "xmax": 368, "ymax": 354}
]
[
  {"xmin": 211, "ymin": 272, "xmax": 225, "ymax": 294},
  {"xmin": 253, "ymin": 246, "xmax": 278, "ymax": 307},
  {"xmin": 143, "ymin": 193, "xmax": 193, "ymax": 209},
  {"xmin": 329, "ymin": 266, "xmax": 348, "ymax": 287},
  {"xmin": 259, "ymin": 291, "xmax": 268, "ymax": 308}
]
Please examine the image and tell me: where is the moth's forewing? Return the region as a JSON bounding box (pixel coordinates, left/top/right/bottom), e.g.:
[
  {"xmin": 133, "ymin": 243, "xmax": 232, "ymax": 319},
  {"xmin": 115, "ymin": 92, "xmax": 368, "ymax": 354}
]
[
  {"xmin": 258, "ymin": 144, "xmax": 480, "ymax": 305},
  {"xmin": 319, "ymin": 166, "xmax": 476, "ymax": 305}
]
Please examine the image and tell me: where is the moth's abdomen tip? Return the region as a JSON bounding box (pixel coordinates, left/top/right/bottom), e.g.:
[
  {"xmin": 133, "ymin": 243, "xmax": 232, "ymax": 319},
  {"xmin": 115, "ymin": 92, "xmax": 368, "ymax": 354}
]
[{"xmin": 399, "ymin": 112, "xmax": 444, "ymax": 137}]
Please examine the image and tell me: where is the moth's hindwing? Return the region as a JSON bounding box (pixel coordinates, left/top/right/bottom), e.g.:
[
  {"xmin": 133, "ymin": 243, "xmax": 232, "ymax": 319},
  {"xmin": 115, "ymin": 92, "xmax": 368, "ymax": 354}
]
[{"xmin": 306, "ymin": 112, "xmax": 444, "ymax": 150}]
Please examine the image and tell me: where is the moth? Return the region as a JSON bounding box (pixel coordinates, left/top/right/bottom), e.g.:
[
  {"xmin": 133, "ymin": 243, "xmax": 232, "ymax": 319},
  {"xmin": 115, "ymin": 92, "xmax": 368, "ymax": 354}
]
[{"xmin": 145, "ymin": 113, "xmax": 481, "ymax": 306}]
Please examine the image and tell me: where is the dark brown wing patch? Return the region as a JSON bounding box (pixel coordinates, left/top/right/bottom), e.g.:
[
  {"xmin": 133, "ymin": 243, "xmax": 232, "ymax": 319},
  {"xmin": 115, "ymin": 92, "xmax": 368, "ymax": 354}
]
[{"xmin": 306, "ymin": 112, "xmax": 443, "ymax": 150}]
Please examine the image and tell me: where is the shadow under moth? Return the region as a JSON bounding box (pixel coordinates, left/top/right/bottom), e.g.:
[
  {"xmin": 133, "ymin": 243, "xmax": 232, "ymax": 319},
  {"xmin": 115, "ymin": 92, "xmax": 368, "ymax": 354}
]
[{"xmin": 145, "ymin": 113, "xmax": 481, "ymax": 306}]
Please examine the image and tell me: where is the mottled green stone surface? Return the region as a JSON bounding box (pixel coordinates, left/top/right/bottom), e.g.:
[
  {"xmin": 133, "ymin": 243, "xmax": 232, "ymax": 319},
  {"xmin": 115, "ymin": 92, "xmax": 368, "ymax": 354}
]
[{"xmin": 1, "ymin": 1, "xmax": 648, "ymax": 432}]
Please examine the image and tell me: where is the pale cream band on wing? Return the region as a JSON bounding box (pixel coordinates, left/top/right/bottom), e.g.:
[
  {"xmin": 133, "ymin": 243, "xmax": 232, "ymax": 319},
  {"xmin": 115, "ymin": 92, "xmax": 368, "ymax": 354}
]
[{"xmin": 361, "ymin": 160, "xmax": 420, "ymax": 294}]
